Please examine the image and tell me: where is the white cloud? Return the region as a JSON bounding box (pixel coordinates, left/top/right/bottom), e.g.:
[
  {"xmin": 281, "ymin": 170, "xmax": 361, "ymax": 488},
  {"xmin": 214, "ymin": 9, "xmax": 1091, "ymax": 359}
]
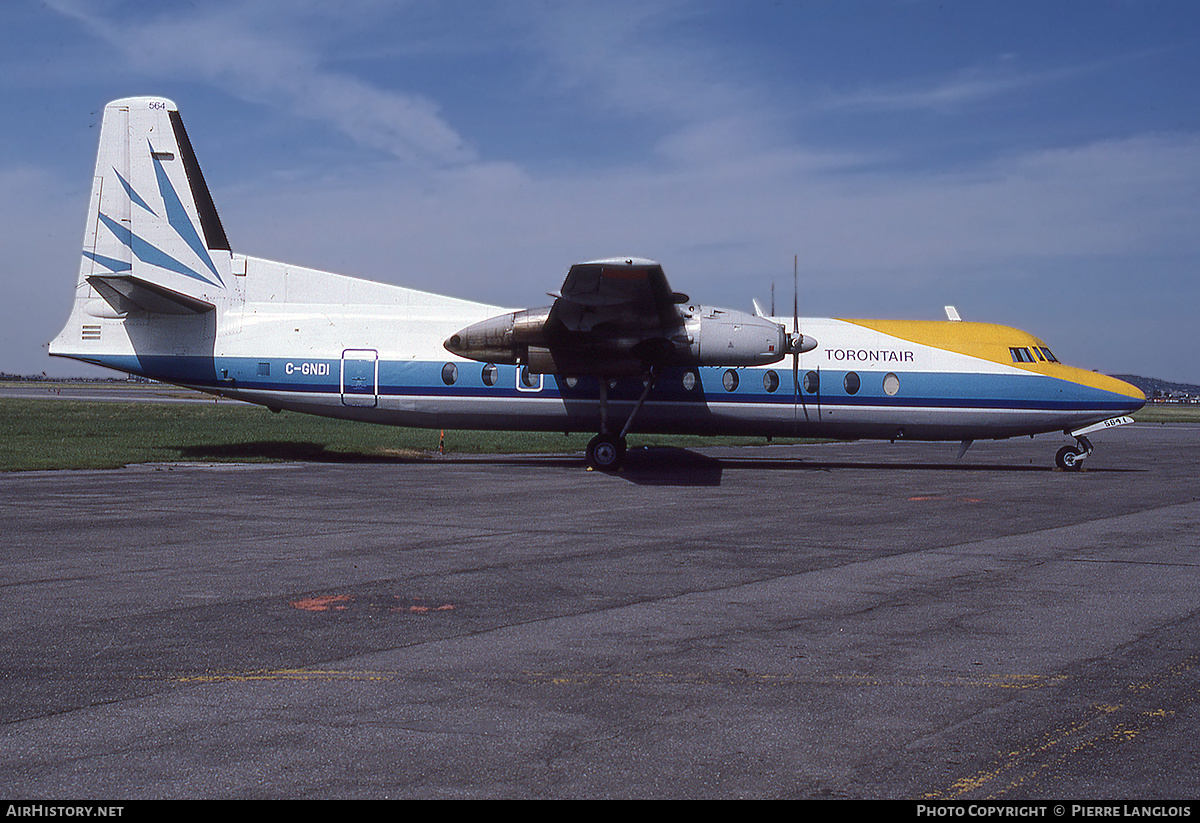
[
  {"xmin": 44, "ymin": 0, "xmax": 475, "ymax": 166},
  {"xmin": 218, "ymin": 129, "xmax": 1200, "ymax": 303},
  {"xmin": 825, "ymin": 68, "xmax": 1043, "ymax": 114},
  {"xmin": 816, "ymin": 53, "xmax": 1099, "ymax": 115}
]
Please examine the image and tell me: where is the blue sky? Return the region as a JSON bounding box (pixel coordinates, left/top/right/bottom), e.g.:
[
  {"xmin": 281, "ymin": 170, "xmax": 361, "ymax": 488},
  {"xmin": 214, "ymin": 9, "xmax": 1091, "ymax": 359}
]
[{"xmin": 4, "ymin": 0, "xmax": 1199, "ymax": 381}]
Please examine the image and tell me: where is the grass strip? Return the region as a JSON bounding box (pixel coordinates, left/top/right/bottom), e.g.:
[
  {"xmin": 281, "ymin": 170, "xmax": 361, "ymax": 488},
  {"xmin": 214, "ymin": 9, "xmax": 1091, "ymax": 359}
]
[{"xmin": 0, "ymin": 398, "xmax": 792, "ymax": 472}]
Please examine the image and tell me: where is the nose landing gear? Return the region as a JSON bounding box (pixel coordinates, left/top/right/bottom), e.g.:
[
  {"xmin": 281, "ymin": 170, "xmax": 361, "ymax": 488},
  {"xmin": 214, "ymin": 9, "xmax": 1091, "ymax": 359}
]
[
  {"xmin": 1054, "ymin": 416, "xmax": 1137, "ymax": 471},
  {"xmin": 1055, "ymin": 435, "xmax": 1092, "ymax": 471}
]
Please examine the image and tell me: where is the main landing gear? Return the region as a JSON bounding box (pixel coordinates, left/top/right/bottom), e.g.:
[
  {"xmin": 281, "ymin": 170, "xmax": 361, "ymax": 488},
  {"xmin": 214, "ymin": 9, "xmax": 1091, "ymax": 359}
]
[
  {"xmin": 586, "ymin": 432, "xmax": 626, "ymax": 472},
  {"xmin": 585, "ymin": 370, "xmax": 657, "ymax": 472}
]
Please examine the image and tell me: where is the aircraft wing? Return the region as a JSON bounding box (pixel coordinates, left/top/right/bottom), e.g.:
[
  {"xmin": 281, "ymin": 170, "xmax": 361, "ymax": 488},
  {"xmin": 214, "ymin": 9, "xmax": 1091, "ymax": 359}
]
[
  {"xmin": 444, "ymin": 256, "xmax": 786, "ymax": 375},
  {"xmin": 547, "ymin": 258, "xmax": 686, "ymax": 335}
]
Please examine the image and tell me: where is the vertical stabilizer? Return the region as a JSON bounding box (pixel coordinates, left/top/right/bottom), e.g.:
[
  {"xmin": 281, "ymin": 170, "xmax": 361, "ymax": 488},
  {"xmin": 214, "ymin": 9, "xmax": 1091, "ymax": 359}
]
[
  {"xmin": 80, "ymin": 96, "xmax": 231, "ymax": 306},
  {"xmin": 51, "ymin": 97, "xmax": 232, "ymax": 370}
]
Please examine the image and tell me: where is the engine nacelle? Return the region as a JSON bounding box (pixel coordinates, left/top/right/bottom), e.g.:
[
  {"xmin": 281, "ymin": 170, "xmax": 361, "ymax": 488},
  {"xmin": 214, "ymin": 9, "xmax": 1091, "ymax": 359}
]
[
  {"xmin": 687, "ymin": 306, "xmax": 788, "ymax": 367},
  {"xmin": 444, "ymin": 307, "xmax": 551, "ymax": 365},
  {"xmin": 445, "ymin": 304, "xmax": 789, "ymax": 373}
]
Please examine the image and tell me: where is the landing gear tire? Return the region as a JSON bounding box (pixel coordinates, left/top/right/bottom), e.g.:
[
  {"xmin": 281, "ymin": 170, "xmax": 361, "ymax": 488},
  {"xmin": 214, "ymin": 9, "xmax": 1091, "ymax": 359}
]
[
  {"xmin": 587, "ymin": 434, "xmax": 626, "ymax": 472},
  {"xmin": 1055, "ymin": 445, "xmax": 1084, "ymax": 471}
]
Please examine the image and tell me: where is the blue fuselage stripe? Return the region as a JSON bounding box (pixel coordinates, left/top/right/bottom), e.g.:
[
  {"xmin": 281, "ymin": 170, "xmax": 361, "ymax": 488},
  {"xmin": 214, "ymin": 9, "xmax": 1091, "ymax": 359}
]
[{"xmin": 80, "ymin": 354, "xmax": 1144, "ymax": 416}]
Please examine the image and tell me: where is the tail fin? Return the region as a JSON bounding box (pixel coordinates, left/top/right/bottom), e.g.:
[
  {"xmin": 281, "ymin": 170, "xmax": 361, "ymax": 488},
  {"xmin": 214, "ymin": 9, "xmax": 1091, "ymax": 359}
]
[
  {"xmin": 78, "ymin": 96, "xmax": 232, "ymax": 314},
  {"xmin": 50, "ymin": 97, "xmax": 235, "ymax": 371}
]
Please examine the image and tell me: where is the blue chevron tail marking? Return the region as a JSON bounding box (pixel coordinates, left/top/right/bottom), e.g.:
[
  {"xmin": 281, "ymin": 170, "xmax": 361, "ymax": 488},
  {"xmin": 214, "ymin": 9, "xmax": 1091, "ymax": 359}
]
[
  {"xmin": 97, "ymin": 212, "xmax": 220, "ymax": 288},
  {"xmin": 151, "ymin": 148, "xmax": 222, "ymax": 285},
  {"xmin": 83, "ymin": 250, "xmax": 132, "ymax": 273},
  {"xmin": 113, "ymin": 169, "xmax": 157, "ymax": 216}
]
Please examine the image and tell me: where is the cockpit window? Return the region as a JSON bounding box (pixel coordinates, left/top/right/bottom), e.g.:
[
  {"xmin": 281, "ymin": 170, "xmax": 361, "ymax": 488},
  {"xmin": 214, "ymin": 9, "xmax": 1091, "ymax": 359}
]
[
  {"xmin": 1038, "ymin": 347, "xmax": 1059, "ymax": 363},
  {"xmin": 1009, "ymin": 347, "xmax": 1036, "ymax": 363}
]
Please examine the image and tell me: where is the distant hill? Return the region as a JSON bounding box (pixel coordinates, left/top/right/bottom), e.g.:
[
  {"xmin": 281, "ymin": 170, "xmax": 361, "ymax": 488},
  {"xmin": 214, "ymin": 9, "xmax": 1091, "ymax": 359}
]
[{"xmin": 1112, "ymin": 375, "xmax": 1200, "ymax": 398}]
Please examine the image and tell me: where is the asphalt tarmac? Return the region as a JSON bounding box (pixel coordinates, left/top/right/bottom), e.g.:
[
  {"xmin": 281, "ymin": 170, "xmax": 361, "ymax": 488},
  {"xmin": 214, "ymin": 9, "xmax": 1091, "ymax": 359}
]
[
  {"xmin": 1, "ymin": 425, "xmax": 1198, "ymax": 799},
  {"xmin": 0, "ymin": 382, "xmax": 243, "ymax": 404}
]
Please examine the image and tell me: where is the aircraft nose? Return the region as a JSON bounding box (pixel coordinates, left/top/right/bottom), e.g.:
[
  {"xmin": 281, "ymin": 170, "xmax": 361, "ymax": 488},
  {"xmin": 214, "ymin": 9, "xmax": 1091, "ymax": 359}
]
[
  {"xmin": 1092, "ymin": 373, "xmax": 1146, "ymax": 414},
  {"xmin": 1108, "ymin": 375, "xmax": 1146, "ymax": 412}
]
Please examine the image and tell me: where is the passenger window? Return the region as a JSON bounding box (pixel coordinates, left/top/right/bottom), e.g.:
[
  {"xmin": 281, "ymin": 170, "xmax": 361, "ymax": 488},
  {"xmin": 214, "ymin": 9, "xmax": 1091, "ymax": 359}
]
[
  {"xmin": 763, "ymin": 370, "xmax": 779, "ymax": 393},
  {"xmin": 882, "ymin": 373, "xmax": 900, "ymax": 396},
  {"xmin": 481, "ymin": 364, "xmax": 498, "ymax": 386},
  {"xmin": 682, "ymin": 371, "xmax": 698, "ymax": 391},
  {"xmin": 723, "ymin": 369, "xmax": 739, "ymax": 392},
  {"xmin": 803, "ymin": 371, "xmax": 819, "ymax": 394},
  {"xmin": 441, "ymin": 363, "xmax": 458, "ymax": 385},
  {"xmin": 844, "ymin": 372, "xmax": 860, "ymax": 395}
]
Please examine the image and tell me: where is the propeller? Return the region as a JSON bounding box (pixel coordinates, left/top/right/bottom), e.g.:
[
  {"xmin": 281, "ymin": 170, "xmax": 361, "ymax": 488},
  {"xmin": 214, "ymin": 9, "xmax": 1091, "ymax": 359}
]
[
  {"xmin": 792, "ymin": 255, "xmax": 800, "ymax": 398},
  {"xmin": 788, "ymin": 255, "xmax": 819, "ymax": 421}
]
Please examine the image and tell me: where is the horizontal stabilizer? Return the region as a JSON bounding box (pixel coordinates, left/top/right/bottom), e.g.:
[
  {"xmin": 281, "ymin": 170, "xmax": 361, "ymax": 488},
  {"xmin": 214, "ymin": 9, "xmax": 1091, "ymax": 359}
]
[{"xmin": 87, "ymin": 274, "xmax": 214, "ymax": 315}]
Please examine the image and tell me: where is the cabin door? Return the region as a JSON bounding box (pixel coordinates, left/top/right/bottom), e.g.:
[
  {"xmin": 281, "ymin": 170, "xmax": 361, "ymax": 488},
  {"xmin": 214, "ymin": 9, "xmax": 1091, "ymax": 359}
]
[{"xmin": 341, "ymin": 349, "xmax": 378, "ymax": 408}]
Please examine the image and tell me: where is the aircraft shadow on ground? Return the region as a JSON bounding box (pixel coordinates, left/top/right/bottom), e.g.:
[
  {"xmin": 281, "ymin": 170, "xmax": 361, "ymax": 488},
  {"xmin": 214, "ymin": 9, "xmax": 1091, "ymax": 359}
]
[
  {"xmin": 173, "ymin": 441, "xmax": 416, "ymax": 464},
  {"xmin": 170, "ymin": 441, "xmax": 1141, "ymax": 484},
  {"xmin": 612, "ymin": 447, "xmax": 724, "ymax": 486},
  {"xmin": 471, "ymin": 446, "xmax": 1143, "ymax": 484},
  {"xmin": 171, "ymin": 441, "xmax": 585, "ymax": 468},
  {"xmin": 712, "ymin": 457, "xmax": 1142, "ymax": 475}
]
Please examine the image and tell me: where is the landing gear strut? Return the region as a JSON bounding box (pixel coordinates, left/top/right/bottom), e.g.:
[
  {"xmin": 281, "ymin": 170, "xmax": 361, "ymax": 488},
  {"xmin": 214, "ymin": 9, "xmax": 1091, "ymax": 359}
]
[
  {"xmin": 1055, "ymin": 434, "xmax": 1093, "ymax": 471},
  {"xmin": 1053, "ymin": 416, "xmax": 1137, "ymax": 471},
  {"xmin": 585, "ymin": 370, "xmax": 657, "ymax": 471}
]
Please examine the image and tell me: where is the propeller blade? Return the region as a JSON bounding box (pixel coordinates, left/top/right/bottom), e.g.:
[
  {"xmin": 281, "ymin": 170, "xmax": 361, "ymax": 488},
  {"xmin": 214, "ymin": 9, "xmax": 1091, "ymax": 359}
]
[
  {"xmin": 792, "ymin": 255, "xmax": 800, "ymax": 396},
  {"xmin": 793, "ymin": 255, "xmax": 798, "ymax": 336}
]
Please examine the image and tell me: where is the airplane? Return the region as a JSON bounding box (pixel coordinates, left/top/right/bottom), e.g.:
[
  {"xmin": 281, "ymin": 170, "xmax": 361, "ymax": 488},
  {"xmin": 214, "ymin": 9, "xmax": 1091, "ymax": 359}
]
[{"xmin": 50, "ymin": 97, "xmax": 1146, "ymax": 472}]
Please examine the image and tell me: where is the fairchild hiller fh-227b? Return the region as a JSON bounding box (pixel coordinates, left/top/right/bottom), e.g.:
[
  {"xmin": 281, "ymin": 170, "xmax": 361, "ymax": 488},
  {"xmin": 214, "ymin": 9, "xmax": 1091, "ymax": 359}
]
[{"xmin": 50, "ymin": 97, "xmax": 1145, "ymax": 471}]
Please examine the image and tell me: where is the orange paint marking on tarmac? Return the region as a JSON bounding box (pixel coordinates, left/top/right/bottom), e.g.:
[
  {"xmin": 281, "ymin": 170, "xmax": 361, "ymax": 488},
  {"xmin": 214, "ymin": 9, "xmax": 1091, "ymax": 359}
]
[
  {"xmin": 291, "ymin": 594, "xmax": 353, "ymax": 611},
  {"xmin": 907, "ymin": 495, "xmax": 982, "ymax": 503},
  {"xmin": 290, "ymin": 594, "xmax": 456, "ymax": 614}
]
